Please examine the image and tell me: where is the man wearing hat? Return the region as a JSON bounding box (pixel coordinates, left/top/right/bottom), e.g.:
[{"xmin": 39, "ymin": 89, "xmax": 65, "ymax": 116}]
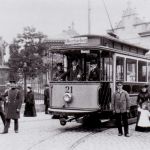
[
  {"xmin": 53, "ymin": 63, "xmax": 66, "ymax": 81},
  {"xmin": 2, "ymin": 80, "xmax": 22, "ymax": 134}
]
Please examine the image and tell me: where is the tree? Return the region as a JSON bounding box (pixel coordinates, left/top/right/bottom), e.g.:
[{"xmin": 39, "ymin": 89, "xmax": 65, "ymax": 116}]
[{"xmin": 8, "ymin": 26, "xmax": 49, "ymax": 94}]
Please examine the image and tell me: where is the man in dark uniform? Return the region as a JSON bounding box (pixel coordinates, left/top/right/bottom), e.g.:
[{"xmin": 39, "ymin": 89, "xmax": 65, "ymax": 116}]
[
  {"xmin": 44, "ymin": 84, "xmax": 50, "ymax": 114},
  {"xmin": 69, "ymin": 60, "xmax": 82, "ymax": 81},
  {"xmin": 53, "ymin": 63, "xmax": 66, "ymax": 81},
  {"xmin": 88, "ymin": 62, "xmax": 100, "ymax": 81},
  {"xmin": 2, "ymin": 80, "xmax": 22, "ymax": 134}
]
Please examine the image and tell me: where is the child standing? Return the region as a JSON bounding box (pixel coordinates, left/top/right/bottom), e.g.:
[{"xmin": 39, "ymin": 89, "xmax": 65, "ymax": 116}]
[{"xmin": 135, "ymin": 103, "xmax": 150, "ymax": 132}]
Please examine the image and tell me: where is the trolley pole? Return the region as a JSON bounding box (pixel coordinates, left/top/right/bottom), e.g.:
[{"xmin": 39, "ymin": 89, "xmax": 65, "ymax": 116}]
[{"xmin": 88, "ymin": 0, "xmax": 91, "ymax": 34}]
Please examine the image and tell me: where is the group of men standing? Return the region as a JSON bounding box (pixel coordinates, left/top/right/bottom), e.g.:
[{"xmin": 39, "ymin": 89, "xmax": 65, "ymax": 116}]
[{"xmin": 0, "ymin": 80, "xmax": 23, "ymax": 134}]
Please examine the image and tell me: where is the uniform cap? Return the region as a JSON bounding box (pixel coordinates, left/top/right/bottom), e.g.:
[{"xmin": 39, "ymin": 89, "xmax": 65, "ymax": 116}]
[
  {"xmin": 90, "ymin": 59, "xmax": 97, "ymax": 65},
  {"xmin": 142, "ymin": 84, "xmax": 149, "ymax": 88}
]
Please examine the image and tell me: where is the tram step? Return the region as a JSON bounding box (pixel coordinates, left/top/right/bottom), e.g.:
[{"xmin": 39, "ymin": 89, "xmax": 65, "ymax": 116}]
[{"xmin": 102, "ymin": 117, "xmax": 137, "ymax": 128}]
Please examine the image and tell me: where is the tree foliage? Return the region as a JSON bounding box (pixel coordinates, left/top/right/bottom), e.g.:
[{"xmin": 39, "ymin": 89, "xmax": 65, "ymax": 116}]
[{"xmin": 8, "ymin": 26, "xmax": 49, "ymax": 81}]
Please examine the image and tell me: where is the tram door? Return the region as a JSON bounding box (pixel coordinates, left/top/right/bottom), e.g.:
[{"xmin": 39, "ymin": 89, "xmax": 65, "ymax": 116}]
[
  {"xmin": 98, "ymin": 51, "xmax": 112, "ymax": 110},
  {"xmin": 99, "ymin": 82, "xmax": 111, "ymax": 110}
]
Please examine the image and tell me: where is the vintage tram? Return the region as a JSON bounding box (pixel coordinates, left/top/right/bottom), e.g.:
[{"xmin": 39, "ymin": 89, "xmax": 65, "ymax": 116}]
[{"xmin": 48, "ymin": 34, "xmax": 150, "ymax": 126}]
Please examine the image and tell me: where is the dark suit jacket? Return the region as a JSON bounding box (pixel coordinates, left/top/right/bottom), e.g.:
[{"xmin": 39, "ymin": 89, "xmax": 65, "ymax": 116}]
[{"xmin": 44, "ymin": 88, "xmax": 50, "ymax": 106}]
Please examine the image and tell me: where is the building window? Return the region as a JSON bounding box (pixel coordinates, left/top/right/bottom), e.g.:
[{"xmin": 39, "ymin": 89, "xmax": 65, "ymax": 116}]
[
  {"xmin": 126, "ymin": 59, "xmax": 137, "ymax": 82},
  {"xmin": 138, "ymin": 61, "xmax": 147, "ymax": 82},
  {"xmin": 116, "ymin": 57, "xmax": 124, "ymax": 81}
]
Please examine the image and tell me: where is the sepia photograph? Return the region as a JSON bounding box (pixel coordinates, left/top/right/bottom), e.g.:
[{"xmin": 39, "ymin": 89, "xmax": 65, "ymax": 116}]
[{"xmin": 0, "ymin": 0, "xmax": 150, "ymax": 149}]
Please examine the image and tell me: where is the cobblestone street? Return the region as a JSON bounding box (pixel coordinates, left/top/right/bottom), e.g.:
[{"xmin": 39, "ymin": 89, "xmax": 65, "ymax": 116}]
[{"xmin": 0, "ymin": 113, "xmax": 150, "ymax": 150}]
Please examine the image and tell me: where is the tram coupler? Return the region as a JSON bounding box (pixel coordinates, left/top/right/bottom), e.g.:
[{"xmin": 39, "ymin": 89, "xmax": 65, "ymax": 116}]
[{"xmin": 59, "ymin": 116, "xmax": 77, "ymax": 126}]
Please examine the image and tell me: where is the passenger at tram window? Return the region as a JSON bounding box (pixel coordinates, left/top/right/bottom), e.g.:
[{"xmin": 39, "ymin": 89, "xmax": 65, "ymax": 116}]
[
  {"xmin": 69, "ymin": 60, "xmax": 82, "ymax": 81},
  {"xmin": 53, "ymin": 63, "xmax": 66, "ymax": 81},
  {"xmin": 88, "ymin": 60, "xmax": 100, "ymax": 81}
]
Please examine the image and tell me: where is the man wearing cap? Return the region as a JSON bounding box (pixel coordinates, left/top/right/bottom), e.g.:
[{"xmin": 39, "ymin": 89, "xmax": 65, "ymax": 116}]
[
  {"xmin": 69, "ymin": 60, "xmax": 82, "ymax": 81},
  {"xmin": 2, "ymin": 80, "xmax": 22, "ymax": 134},
  {"xmin": 53, "ymin": 63, "xmax": 66, "ymax": 81},
  {"xmin": 112, "ymin": 81, "xmax": 130, "ymax": 137},
  {"xmin": 88, "ymin": 61, "xmax": 100, "ymax": 81}
]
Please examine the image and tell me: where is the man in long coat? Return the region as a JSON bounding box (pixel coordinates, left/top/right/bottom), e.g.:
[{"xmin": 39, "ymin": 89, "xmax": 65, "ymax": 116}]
[{"xmin": 2, "ymin": 81, "xmax": 22, "ymax": 134}]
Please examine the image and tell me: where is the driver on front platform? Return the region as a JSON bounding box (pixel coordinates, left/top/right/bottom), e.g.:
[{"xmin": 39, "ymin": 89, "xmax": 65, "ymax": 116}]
[
  {"xmin": 88, "ymin": 61, "xmax": 100, "ymax": 81},
  {"xmin": 69, "ymin": 60, "xmax": 82, "ymax": 81}
]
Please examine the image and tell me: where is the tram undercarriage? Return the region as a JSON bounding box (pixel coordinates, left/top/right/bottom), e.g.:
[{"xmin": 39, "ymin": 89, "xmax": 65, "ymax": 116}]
[{"xmin": 49, "ymin": 107, "xmax": 137, "ymax": 126}]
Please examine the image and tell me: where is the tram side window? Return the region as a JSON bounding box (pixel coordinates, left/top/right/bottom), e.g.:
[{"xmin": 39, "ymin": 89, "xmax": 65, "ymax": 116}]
[
  {"xmin": 138, "ymin": 61, "xmax": 147, "ymax": 82},
  {"xmin": 101, "ymin": 57, "xmax": 113, "ymax": 81},
  {"xmin": 116, "ymin": 57, "xmax": 124, "ymax": 81},
  {"xmin": 126, "ymin": 59, "xmax": 137, "ymax": 82}
]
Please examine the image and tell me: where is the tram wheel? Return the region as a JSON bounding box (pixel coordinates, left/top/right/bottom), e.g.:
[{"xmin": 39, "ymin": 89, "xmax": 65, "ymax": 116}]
[
  {"xmin": 60, "ymin": 118, "xmax": 67, "ymax": 126},
  {"xmin": 82, "ymin": 115, "xmax": 101, "ymax": 127}
]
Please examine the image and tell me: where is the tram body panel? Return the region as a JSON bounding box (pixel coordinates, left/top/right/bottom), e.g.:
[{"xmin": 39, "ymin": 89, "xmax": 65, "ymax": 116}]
[{"xmin": 50, "ymin": 83, "xmax": 100, "ymax": 110}]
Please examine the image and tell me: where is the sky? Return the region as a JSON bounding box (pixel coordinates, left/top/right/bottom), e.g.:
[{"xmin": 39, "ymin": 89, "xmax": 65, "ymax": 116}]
[{"xmin": 0, "ymin": 0, "xmax": 150, "ymax": 44}]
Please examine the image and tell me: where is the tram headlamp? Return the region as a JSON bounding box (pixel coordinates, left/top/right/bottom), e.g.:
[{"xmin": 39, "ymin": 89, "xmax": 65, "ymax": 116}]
[{"xmin": 63, "ymin": 93, "xmax": 72, "ymax": 103}]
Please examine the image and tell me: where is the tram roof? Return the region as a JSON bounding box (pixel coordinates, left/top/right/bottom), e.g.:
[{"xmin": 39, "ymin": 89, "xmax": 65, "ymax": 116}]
[
  {"xmin": 74, "ymin": 34, "xmax": 149, "ymax": 52},
  {"xmin": 50, "ymin": 34, "xmax": 150, "ymax": 57}
]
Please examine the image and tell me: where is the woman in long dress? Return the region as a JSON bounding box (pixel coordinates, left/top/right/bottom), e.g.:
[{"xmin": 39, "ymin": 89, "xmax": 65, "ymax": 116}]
[
  {"xmin": 137, "ymin": 85, "xmax": 150, "ymax": 108},
  {"xmin": 24, "ymin": 85, "xmax": 36, "ymax": 117},
  {"xmin": 135, "ymin": 85, "xmax": 150, "ymax": 132}
]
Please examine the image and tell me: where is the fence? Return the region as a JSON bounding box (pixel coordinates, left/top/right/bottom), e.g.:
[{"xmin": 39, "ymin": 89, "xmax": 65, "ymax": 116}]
[{"xmin": 26, "ymin": 74, "xmax": 47, "ymax": 104}]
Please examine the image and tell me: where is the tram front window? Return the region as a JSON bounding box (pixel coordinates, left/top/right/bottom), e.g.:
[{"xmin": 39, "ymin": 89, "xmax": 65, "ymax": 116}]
[
  {"xmin": 51, "ymin": 53, "xmax": 83, "ymax": 81},
  {"xmin": 51, "ymin": 50, "xmax": 113, "ymax": 82},
  {"xmin": 51, "ymin": 53, "xmax": 66, "ymax": 81}
]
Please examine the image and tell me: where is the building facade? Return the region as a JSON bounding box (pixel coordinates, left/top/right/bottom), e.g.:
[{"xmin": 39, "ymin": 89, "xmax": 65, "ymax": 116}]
[{"xmin": 108, "ymin": 5, "xmax": 150, "ymax": 49}]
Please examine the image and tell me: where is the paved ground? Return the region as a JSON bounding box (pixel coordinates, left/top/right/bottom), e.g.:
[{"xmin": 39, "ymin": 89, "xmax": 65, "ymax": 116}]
[{"xmin": 0, "ymin": 113, "xmax": 150, "ymax": 150}]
